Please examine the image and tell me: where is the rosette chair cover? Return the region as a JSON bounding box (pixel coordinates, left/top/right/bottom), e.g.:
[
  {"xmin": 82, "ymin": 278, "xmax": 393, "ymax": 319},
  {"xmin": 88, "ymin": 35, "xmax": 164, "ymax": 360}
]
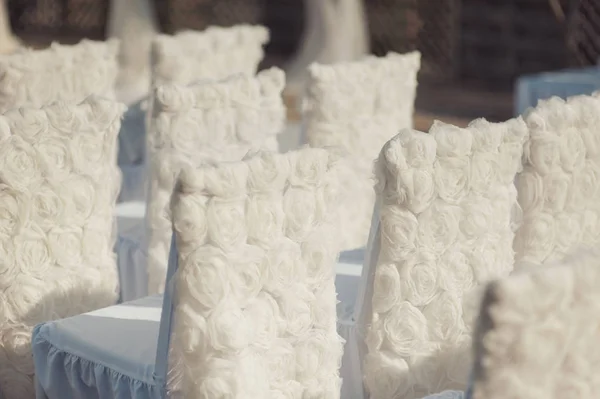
[
  {"xmin": 305, "ymin": 51, "xmax": 421, "ymax": 252},
  {"xmin": 145, "ymin": 68, "xmax": 286, "ymax": 296},
  {"xmin": 0, "ymin": 38, "xmax": 142, "ymax": 204},
  {"xmin": 0, "ymin": 97, "xmax": 125, "ymax": 399},
  {"xmin": 119, "ymin": 25, "xmax": 269, "ymax": 202},
  {"xmin": 31, "ymin": 148, "xmax": 345, "ymax": 399},
  {"xmin": 0, "ymin": 40, "xmax": 119, "ymax": 113},
  {"xmin": 151, "ymin": 25, "xmax": 269, "ymax": 87},
  {"xmin": 167, "ymin": 148, "xmax": 345, "ymax": 398},
  {"xmin": 346, "ymin": 118, "xmax": 528, "ymax": 399},
  {"xmin": 470, "ymin": 248, "xmax": 600, "ymax": 399},
  {"xmin": 514, "ymin": 94, "xmax": 600, "ymax": 266}
]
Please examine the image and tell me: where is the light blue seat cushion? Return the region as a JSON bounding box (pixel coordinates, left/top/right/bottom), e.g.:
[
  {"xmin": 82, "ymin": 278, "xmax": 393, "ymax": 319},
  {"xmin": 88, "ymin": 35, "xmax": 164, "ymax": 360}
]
[
  {"xmin": 422, "ymin": 391, "xmax": 465, "ymax": 399},
  {"xmin": 32, "ymin": 295, "xmax": 164, "ymax": 399},
  {"xmin": 515, "ymin": 67, "xmax": 600, "ymax": 116}
]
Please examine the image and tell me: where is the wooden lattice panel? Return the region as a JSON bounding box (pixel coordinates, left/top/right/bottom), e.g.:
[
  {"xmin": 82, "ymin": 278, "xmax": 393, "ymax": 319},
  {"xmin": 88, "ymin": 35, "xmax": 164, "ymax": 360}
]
[
  {"xmin": 568, "ymin": 0, "xmax": 600, "ymax": 66},
  {"xmin": 366, "ymin": 0, "xmax": 419, "ymax": 56},
  {"xmin": 9, "ymin": 0, "xmax": 108, "ymax": 38},
  {"xmin": 416, "ymin": 0, "xmax": 461, "ymax": 80},
  {"xmin": 160, "ymin": 0, "xmax": 263, "ymax": 32},
  {"xmin": 460, "ymin": 0, "xmax": 568, "ymax": 86}
]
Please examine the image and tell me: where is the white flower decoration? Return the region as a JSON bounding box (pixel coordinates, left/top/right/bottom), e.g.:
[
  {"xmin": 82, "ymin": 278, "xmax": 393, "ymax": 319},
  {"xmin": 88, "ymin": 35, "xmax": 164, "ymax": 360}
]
[
  {"xmin": 0, "ymin": 40, "xmax": 119, "ymax": 113},
  {"xmin": 0, "ymin": 97, "xmax": 124, "ymax": 397},
  {"xmin": 515, "ymin": 94, "xmax": 600, "ymax": 265},
  {"xmin": 146, "ymin": 69, "xmax": 286, "ymax": 295},
  {"xmin": 363, "ymin": 115, "xmax": 528, "ymax": 399},
  {"xmin": 305, "ymin": 51, "xmax": 421, "ymax": 250},
  {"xmin": 168, "ymin": 148, "xmax": 345, "ymax": 398}
]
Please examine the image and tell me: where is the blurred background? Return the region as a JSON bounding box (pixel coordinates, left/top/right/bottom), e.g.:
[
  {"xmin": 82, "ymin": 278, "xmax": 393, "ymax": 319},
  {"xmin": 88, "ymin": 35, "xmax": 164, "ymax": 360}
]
[{"xmin": 5, "ymin": 0, "xmax": 600, "ymax": 128}]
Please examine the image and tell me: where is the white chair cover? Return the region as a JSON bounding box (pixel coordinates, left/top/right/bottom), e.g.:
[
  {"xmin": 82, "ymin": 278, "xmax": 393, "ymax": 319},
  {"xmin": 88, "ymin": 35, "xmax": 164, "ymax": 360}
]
[
  {"xmin": 356, "ymin": 118, "xmax": 528, "ymax": 399},
  {"xmin": 305, "ymin": 51, "xmax": 421, "ymax": 251},
  {"xmin": 151, "ymin": 25, "xmax": 268, "ymax": 87},
  {"xmin": 471, "ymin": 248, "xmax": 600, "ymax": 398},
  {"xmin": 146, "ymin": 69, "xmax": 286, "ymax": 295},
  {"xmin": 515, "ymin": 94, "xmax": 600, "ymax": 265},
  {"xmin": 0, "ymin": 40, "xmax": 119, "ymax": 113},
  {"xmin": 168, "ymin": 148, "xmax": 345, "ymax": 398},
  {"xmin": 0, "ymin": 97, "xmax": 125, "ymax": 398}
]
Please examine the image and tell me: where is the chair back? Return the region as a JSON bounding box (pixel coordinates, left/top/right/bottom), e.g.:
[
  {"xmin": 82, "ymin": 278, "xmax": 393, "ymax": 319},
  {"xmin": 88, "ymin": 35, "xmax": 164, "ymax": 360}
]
[
  {"xmin": 165, "ymin": 148, "xmax": 346, "ymax": 398},
  {"xmin": 514, "ymin": 94, "xmax": 600, "ymax": 266},
  {"xmin": 0, "ymin": 39, "xmax": 119, "ymax": 113},
  {"xmin": 0, "ymin": 97, "xmax": 125, "ymax": 398},
  {"xmin": 358, "ymin": 117, "xmax": 528, "ymax": 399},
  {"xmin": 151, "ymin": 25, "xmax": 269, "ymax": 87},
  {"xmin": 145, "ymin": 69, "xmax": 286, "ymax": 294},
  {"xmin": 471, "ymin": 248, "xmax": 600, "ymax": 399},
  {"xmin": 304, "ymin": 51, "xmax": 421, "ymax": 250}
]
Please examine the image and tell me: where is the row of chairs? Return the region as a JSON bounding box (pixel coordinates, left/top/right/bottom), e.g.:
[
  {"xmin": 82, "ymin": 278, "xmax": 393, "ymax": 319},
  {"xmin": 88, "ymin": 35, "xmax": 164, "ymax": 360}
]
[{"xmin": 0, "ymin": 21, "xmax": 597, "ymax": 399}]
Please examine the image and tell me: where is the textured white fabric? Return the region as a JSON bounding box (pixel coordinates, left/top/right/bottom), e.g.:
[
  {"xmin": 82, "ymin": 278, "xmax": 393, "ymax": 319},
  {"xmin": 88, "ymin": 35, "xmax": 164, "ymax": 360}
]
[
  {"xmin": 0, "ymin": 97, "xmax": 125, "ymax": 399},
  {"xmin": 0, "ymin": 40, "xmax": 119, "ymax": 113},
  {"xmin": 305, "ymin": 51, "xmax": 421, "ymax": 251},
  {"xmin": 168, "ymin": 148, "xmax": 345, "ymax": 399},
  {"xmin": 471, "ymin": 249, "xmax": 600, "ymax": 399},
  {"xmin": 361, "ymin": 119, "xmax": 529, "ymax": 399},
  {"xmin": 146, "ymin": 69, "xmax": 286, "ymax": 295},
  {"xmin": 151, "ymin": 25, "xmax": 268, "ymax": 87},
  {"xmin": 515, "ymin": 94, "xmax": 600, "ymax": 265}
]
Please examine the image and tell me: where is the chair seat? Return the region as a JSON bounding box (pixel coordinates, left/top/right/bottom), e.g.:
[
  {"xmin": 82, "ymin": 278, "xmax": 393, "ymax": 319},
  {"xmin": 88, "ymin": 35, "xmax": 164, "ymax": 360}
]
[
  {"xmin": 422, "ymin": 392, "xmax": 465, "ymax": 399},
  {"xmin": 32, "ymin": 295, "xmax": 164, "ymax": 399}
]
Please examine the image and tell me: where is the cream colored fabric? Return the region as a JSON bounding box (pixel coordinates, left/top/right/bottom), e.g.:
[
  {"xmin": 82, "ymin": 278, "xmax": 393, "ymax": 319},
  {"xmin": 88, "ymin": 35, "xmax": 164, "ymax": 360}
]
[
  {"xmin": 514, "ymin": 94, "xmax": 600, "ymax": 266},
  {"xmin": 284, "ymin": 0, "xmax": 369, "ymax": 94},
  {"xmin": 0, "ymin": 0, "xmax": 20, "ymax": 54},
  {"xmin": 168, "ymin": 148, "xmax": 345, "ymax": 398},
  {"xmin": 0, "ymin": 97, "xmax": 125, "ymax": 399},
  {"xmin": 305, "ymin": 52, "xmax": 421, "ymax": 251},
  {"xmin": 0, "ymin": 40, "xmax": 119, "ymax": 113},
  {"xmin": 361, "ymin": 118, "xmax": 528, "ymax": 399},
  {"xmin": 472, "ymin": 249, "xmax": 600, "ymax": 399},
  {"xmin": 146, "ymin": 69, "xmax": 286, "ymax": 295},
  {"xmin": 151, "ymin": 25, "xmax": 268, "ymax": 87},
  {"xmin": 108, "ymin": 0, "xmax": 158, "ymax": 105}
]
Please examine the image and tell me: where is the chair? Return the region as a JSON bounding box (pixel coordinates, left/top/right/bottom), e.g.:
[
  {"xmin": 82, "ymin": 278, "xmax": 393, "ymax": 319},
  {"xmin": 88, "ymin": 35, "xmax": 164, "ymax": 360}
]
[
  {"xmin": 470, "ymin": 248, "xmax": 600, "ymax": 399},
  {"xmin": 353, "ymin": 117, "xmax": 528, "ymax": 399},
  {"xmin": 145, "ymin": 68, "xmax": 286, "ymax": 296},
  {"xmin": 151, "ymin": 25, "xmax": 268, "ymax": 87},
  {"xmin": 514, "ymin": 94, "xmax": 600, "ymax": 266},
  {"xmin": 118, "ymin": 25, "xmax": 269, "ymax": 204},
  {"xmin": 0, "ymin": 97, "xmax": 125, "ymax": 399},
  {"xmin": 32, "ymin": 148, "xmax": 346, "ymax": 399},
  {"xmin": 304, "ymin": 51, "xmax": 421, "ymax": 251},
  {"xmin": 514, "ymin": 67, "xmax": 600, "ymax": 116},
  {"xmin": 0, "ymin": 40, "xmax": 119, "ymax": 113}
]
